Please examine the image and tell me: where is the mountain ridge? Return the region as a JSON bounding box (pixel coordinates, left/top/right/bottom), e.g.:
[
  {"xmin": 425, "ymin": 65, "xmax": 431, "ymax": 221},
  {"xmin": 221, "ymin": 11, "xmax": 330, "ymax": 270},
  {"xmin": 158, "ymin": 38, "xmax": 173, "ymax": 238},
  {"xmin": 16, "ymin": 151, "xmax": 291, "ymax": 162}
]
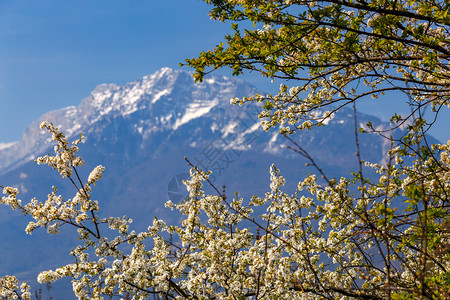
[
  {"xmin": 0, "ymin": 67, "xmax": 260, "ymax": 175},
  {"xmin": 0, "ymin": 67, "xmax": 410, "ymax": 178}
]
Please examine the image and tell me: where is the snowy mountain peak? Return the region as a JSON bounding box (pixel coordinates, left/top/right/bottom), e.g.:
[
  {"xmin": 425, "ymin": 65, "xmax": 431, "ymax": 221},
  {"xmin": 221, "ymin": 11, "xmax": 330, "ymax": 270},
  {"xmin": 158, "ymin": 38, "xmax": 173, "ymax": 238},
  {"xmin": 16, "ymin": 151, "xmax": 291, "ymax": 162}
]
[
  {"xmin": 143, "ymin": 66, "xmax": 183, "ymax": 82},
  {"xmin": 0, "ymin": 67, "xmax": 421, "ymax": 177},
  {"xmin": 0, "ymin": 68, "xmax": 261, "ymax": 174},
  {"xmin": 90, "ymin": 83, "xmax": 119, "ymax": 95},
  {"xmin": 80, "ymin": 67, "xmax": 238, "ymax": 120}
]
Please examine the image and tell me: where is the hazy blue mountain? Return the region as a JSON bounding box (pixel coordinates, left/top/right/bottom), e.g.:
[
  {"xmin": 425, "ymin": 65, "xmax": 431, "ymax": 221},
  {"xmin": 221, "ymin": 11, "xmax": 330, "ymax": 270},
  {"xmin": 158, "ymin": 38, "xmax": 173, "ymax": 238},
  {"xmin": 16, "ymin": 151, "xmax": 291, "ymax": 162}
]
[{"xmin": 0, "ymin": 67, "xmax": 425, "ymax": 298}]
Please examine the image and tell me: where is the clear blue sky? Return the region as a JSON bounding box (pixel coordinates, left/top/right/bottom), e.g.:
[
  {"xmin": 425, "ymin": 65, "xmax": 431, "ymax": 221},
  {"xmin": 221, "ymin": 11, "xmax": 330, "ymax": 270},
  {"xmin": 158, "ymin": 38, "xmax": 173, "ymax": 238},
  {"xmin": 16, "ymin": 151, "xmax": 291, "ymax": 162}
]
[{"xmin": 1, "ymin": 1, "xmax": 448, "ymax": 143}]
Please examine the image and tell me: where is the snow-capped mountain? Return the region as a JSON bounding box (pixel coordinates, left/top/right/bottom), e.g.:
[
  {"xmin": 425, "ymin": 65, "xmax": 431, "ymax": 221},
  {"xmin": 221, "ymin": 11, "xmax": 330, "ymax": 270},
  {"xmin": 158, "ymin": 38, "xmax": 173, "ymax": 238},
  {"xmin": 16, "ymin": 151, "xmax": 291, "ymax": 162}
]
[
  {"xmin": 0, "ymin": 67, "xmax": 395, "ymax": 177},
  {"xmin": 0, "ymin": 67, "xmax": 262, "ymax": 174}
]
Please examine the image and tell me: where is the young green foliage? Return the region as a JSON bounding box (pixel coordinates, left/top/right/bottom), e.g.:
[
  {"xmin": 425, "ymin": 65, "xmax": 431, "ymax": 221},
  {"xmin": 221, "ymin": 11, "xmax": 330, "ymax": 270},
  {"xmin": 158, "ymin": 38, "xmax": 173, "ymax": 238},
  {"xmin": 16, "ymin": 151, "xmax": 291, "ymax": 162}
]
[{"xmin": 185, "ymin": 0, "xmax": 450, "ymax": 134}]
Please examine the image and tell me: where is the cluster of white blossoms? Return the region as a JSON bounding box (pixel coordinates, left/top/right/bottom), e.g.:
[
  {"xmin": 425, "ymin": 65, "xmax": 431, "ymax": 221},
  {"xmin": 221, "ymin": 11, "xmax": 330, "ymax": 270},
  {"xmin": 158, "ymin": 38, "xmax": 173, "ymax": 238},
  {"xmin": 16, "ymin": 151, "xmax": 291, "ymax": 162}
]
[
  {"xmin": 36, "ymin": 122, "xmax": 85, "ymax": 177},
  {"xmin": 0, "ymin": 276, "xmax": 30, "ymax": 300},
  {"xmin": 1, "ymin": 186, "xmax": 20, "ymax": 210},
  {"xmin": 0, "ymin": 118, "xmax": 449, "ymax": 299},
  {"xmin": 88, "ymin": 165, "xmax": 105, "ymax": 185}
]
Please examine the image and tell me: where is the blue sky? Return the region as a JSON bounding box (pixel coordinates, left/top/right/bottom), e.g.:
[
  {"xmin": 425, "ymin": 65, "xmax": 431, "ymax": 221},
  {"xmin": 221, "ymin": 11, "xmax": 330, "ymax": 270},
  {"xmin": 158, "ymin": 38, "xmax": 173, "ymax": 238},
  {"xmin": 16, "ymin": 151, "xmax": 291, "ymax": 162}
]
[
  {"xmin": 1, "ymin": 1, "xmax": 448, "ymax": 143},
  {"xmin": 0, "ymin": 1, "xmax": 231, "ymax": 142}
]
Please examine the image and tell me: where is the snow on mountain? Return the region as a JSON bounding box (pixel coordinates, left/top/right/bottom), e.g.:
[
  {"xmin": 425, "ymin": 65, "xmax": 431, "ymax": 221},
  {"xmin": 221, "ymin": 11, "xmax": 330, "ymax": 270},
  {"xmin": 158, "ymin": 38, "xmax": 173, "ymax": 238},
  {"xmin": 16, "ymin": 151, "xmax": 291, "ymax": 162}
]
[
  {"xmin": 0, "ymin": 66, "xmax": 423, "ymax": 178},
  {"xmin": 0, "ymin": 142, "xmax": 16, "ymax": 151},
  {"xmin": 0, "ymin": 67, "xmax": 261, "ymax": 175},
  {"xmin": 173, "ymin": 99, "xmax": 219, "ymax": 129}
]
